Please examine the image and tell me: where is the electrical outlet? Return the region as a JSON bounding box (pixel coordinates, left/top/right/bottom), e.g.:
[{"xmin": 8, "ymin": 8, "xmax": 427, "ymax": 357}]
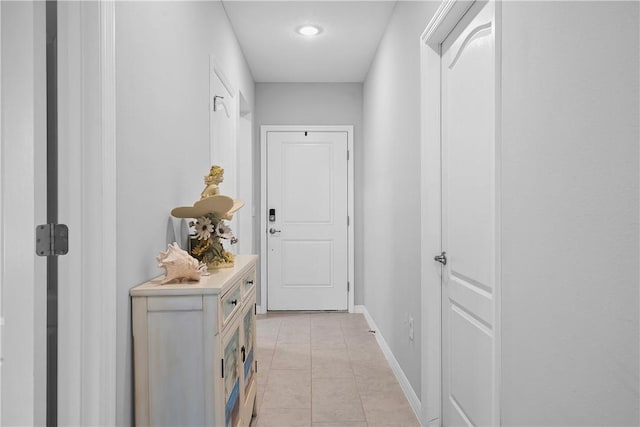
[{"xmin": 408, "ymin": 316, "xmax": 414, "ymax": 341}]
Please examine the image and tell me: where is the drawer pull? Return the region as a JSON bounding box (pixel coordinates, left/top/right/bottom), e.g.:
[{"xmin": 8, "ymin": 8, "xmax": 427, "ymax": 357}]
[
  {"xmin": 245, "ymin": 279, "xmax": 254, "ymax": 285},
  {"xmin": 230, "ymin": 299, "xmax": 238, "ymax": 306}
]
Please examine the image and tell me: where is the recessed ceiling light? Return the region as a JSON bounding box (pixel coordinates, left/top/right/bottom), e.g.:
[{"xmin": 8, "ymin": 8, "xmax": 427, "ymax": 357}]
[{"xmin": 297, "ymin": 25, "xmax": 321, "ymax": 37}]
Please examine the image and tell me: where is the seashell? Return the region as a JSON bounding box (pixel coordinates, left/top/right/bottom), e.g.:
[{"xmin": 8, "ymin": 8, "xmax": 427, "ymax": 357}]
[{"xmin": 157, "ymin": 242, "xmax": 201, "ymax": 284}]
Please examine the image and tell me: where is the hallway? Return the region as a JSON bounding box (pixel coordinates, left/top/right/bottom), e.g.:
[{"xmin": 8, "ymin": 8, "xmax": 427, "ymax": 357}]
[
  {"xmin": 253, "ymin": 312, "xmax": 419, "ymax": 427},
  {"xmin": 1, "ymin": 0, "xmax": 638, "ymax": 425}
]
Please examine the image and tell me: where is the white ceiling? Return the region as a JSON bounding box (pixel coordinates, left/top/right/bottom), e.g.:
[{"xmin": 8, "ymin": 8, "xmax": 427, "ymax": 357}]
[{"xmin": 222, "ymin": 1, "xmax": 397, "ymax": 83}]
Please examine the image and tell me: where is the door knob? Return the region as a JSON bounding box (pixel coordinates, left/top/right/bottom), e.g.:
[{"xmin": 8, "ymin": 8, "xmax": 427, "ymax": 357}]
[
  {"xmin": 434, "ymin": 251, "xmax": 447, "ymax": 265},
  {"xmin": 269, "ymin": 228, "xmax": 281, "ymax": 234}
]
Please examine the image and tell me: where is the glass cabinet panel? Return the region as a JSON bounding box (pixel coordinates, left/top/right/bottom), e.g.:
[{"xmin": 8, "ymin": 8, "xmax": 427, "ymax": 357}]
[
  {"xmin": 224, "ymin": 328, "xmax": 240, "ymax": 427},
  {"xmin": 242, "ymin": 308, "xmax": 255, "ymax": 394}
]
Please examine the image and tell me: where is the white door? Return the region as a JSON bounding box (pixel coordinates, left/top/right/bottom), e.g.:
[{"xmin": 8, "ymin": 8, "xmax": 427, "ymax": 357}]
[
  {"xmin": 440, "ymin": 1, "xmax": 498, "ymax": 425},
  {"xmin": 266, "ymin": 131, "xmax": 348, "ymax": 310},
  {"xmin": 210, "ymin": 63, "xmax": 238, "ymax": 245}
]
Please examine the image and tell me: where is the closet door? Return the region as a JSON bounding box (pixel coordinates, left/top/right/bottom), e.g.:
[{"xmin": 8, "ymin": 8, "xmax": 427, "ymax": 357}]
[{"xmin": 440, "ymin": 1, "xmax": 499, "ymax": 425}]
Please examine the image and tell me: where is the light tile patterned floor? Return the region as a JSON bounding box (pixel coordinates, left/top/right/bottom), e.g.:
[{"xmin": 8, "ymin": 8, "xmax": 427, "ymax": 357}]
[{"xmin": 251, "ymin": 312, "xmax": 421, "ymax": 427}]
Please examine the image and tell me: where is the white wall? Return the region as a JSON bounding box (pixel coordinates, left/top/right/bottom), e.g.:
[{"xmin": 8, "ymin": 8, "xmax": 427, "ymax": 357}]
[
  {"xmin": 115, "ymin": 2, "xmax": 254, "ymax": 424},
  {"xmin": 500, "ymin": 2, "xmax": 639, "ymax": 424},
  {"xmin": 363, "ymin": 1, "xmax": 439, "ymax": 400},
  {"xmin": 255, "ymin": 83, "xmax": 363, "ymax": 305}
]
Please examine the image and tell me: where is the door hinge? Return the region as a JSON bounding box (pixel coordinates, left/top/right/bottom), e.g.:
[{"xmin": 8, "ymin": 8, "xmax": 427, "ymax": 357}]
[
  {"xmin": 221, "ymin": 359, "xmax": 224, "ymax": 378},
  {"xmin": 347, "ymin": 150, "xmax": 350, "ymax": 160},
  {"xmin": 254, "ymin": 303, "xmax": 256, "ymax": 316},
  {"xmin": 347, "ymin": 281, "xmax": 350, "ymax": 292},
  {"xmin": 35, "ymin": 224, "xmax": 69, "ymax": 256},
  {"xmin": 347, "ymin": 216, "xmax": 350, "ymax": 226},
  {"xmin": 255, "ymin": 360, "xmax": 258, "ymax": 373}
]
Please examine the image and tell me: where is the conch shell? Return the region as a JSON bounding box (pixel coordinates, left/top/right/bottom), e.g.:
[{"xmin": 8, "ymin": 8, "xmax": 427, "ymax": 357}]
[{"xmin": 157, "ymin": 242, "xmax": 201, "ymax": 284}]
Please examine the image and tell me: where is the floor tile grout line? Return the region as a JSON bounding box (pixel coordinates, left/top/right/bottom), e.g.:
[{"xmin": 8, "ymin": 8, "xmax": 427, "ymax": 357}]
[{"xmin": 341, "ymin": 318, "xmax": 369, "ymax": 425}]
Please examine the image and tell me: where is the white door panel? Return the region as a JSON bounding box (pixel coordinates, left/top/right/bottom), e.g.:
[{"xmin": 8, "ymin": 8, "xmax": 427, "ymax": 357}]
[
  {"xmin": 441, "ymin": 1, "xmax": 497, "ymax": 426},
  {"xmin": 210, "ymin": 66, "xmax": 237, "ymax": 251},
  {"xmin": 267, "ymin": 131, "xmax": 348, "ymax": 311}
]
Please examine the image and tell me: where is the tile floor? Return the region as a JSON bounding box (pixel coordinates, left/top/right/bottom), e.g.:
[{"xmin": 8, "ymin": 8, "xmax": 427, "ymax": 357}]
[{"xmin": 251, "ymin": 312, "xmax": 421, "ymax": 427}]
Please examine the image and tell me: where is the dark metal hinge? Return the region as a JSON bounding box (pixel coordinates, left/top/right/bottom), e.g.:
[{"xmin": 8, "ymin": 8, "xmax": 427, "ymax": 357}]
[
  {"xmin": 35, "ymin": 224, "xmax": 68, "ymax": 256},
  {"xmin": 221, "ymin": 359, "xmax": 224, "ymax": 378},
  {"xmin": 347, "ymin": 281, "xmax": 350, "ymax": 292}
]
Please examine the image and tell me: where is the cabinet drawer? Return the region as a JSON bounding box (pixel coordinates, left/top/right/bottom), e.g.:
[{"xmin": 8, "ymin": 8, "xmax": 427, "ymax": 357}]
[
  {"xmin": 221, "ymin": 282, "xmax": 242, "ymax": 326},
  {"xmin": 241, "ymin": 268, "xmax": 256, "ymax": 295}
]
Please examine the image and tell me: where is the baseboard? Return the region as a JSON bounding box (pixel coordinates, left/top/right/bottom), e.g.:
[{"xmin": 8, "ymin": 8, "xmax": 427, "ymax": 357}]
[
  {"xmin": 256, "ymin": 305, "xmax": 267, "ymax": 315},
  {"xmin": 354, "ymin": 305, "xmax": 422, "ymax": 422}
]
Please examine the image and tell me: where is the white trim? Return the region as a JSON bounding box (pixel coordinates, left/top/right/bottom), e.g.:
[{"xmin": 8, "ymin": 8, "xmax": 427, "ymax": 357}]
[
  {"xmin": 209, "ymin": 57, "xmax": 239, "ymax": 250},
  {"xmin": 355, "ymin": 305, "xmax": 422, "ymax": 421},
  {"xmin": 0, "ymin": 3, "xmax": 4, "ymax": 420},
  {"xmin": 421, "ymin": 0, "xmax": 474, "ymax": 48},
  {"xmin": 98, "ymin": 1, "xmax": 117, "ymax": 425},
  {"xmin": 210, "ymin": 55, "xmax": 236, "ymax": 100},
  {"xmin": 57, "ymin": 1, "xmax": 117, "ymax": 424},
  {"xmin": 57, "ymin": 3, "xmax": 83, "ymax": 422},
  {"xmin": 235, "ymin": 90, "xmax": 253, "ymax": 256},
  {"xmin": 420, "ymin": 1, "xmax": 502, "ymax": 426},
  {"xmin": 493, "ymin": 2, "xmax": 503, "ymax": 423},
  {"xmin": 260, "ymin": 125, "xmax": 355, "ymax": 313}
]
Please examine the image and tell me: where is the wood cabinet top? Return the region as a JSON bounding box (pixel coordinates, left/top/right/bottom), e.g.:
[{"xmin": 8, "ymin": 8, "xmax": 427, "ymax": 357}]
[{"xmin": 130, "ymin": 254, "xmax": 257, "ymax": 297}]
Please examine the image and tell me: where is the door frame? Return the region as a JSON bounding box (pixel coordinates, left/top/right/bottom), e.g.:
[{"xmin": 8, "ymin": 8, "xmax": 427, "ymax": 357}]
[
  {"xmin": 0, "ymin": 1, "xmax": 117, "ymax": 424},
  {"xmin": 259, "ymin": 125, "xmax": 354, "ymax": 314},
  {"xmin": 0, "ymin": 2, "xmax": 48, "ymax": 424},
  {"xmin": 420, "ymin": 1, "xmax": 502, "ymax": 425},
  {"xmin": 56, "ymin": 1, "xmax": 117, "ymax": 424}
]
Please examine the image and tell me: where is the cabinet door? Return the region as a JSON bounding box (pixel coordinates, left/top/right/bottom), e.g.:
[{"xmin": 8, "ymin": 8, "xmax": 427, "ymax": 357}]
[
  {"xmin": 242, "ymin": 301, "xmax": 256, "ymax": 395},
  {"xmin": 223, "ymin": 324, "xmax": 241, "ymax": 427}
]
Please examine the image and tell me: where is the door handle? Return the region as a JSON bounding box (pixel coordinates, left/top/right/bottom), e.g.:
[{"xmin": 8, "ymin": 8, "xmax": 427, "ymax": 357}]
[
  {"xmin": 434, "ymin": 251, "xmax": 447, "ymax": 265},
  {"xmin": 269, "ymin": 228, "xmax": 281, "ymax": 235}
]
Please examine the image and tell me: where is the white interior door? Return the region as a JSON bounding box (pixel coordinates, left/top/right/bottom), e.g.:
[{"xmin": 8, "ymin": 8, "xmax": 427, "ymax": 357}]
[
  {"xmin": 440, "ymin": 1, "xmax": 498, "ymax": 425},
  {"xmin": 267, "ymin": 131, "xmax": 348, "ymax": 311},
  {"xmin": 210, "ymin": 62, "xmax": 238, "ymax": 247}
]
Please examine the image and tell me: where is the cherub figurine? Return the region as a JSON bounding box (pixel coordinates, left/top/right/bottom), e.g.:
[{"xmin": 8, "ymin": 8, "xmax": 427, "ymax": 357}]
[{"xmin": 200, "ymin": 165, "xmax": 224, "ymax": 200}]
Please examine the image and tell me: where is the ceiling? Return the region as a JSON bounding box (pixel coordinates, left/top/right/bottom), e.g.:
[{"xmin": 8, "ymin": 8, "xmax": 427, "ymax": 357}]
[{"xmin": 222, "ymin": 1, "xmax": 397, "ymax": 83}]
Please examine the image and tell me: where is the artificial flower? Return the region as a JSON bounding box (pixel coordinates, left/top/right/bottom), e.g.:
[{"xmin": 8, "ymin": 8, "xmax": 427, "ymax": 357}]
[
  {"xmin": 194, "ymin": 217, "xmax": 214, "ymax": 240},
  {"xmin": 215, "ymin": 221, "xmax": 235, "ymax": 240}
]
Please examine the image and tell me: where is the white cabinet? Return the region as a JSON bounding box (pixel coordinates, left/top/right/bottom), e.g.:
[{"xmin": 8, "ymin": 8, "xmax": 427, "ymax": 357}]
[{"xmin": 131, "ymin": 255, "xmax": 258, "ymax": 427}]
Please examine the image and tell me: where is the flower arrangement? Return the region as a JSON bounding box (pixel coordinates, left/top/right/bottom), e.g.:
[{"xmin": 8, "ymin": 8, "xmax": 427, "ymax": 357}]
[
  {"xmin": 189, "ymin": 213, "xmax": 238, "ymax": 269},
  {"xmin": 171, "ymin": 165, "xmax": 244, "ymax": 270}
]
